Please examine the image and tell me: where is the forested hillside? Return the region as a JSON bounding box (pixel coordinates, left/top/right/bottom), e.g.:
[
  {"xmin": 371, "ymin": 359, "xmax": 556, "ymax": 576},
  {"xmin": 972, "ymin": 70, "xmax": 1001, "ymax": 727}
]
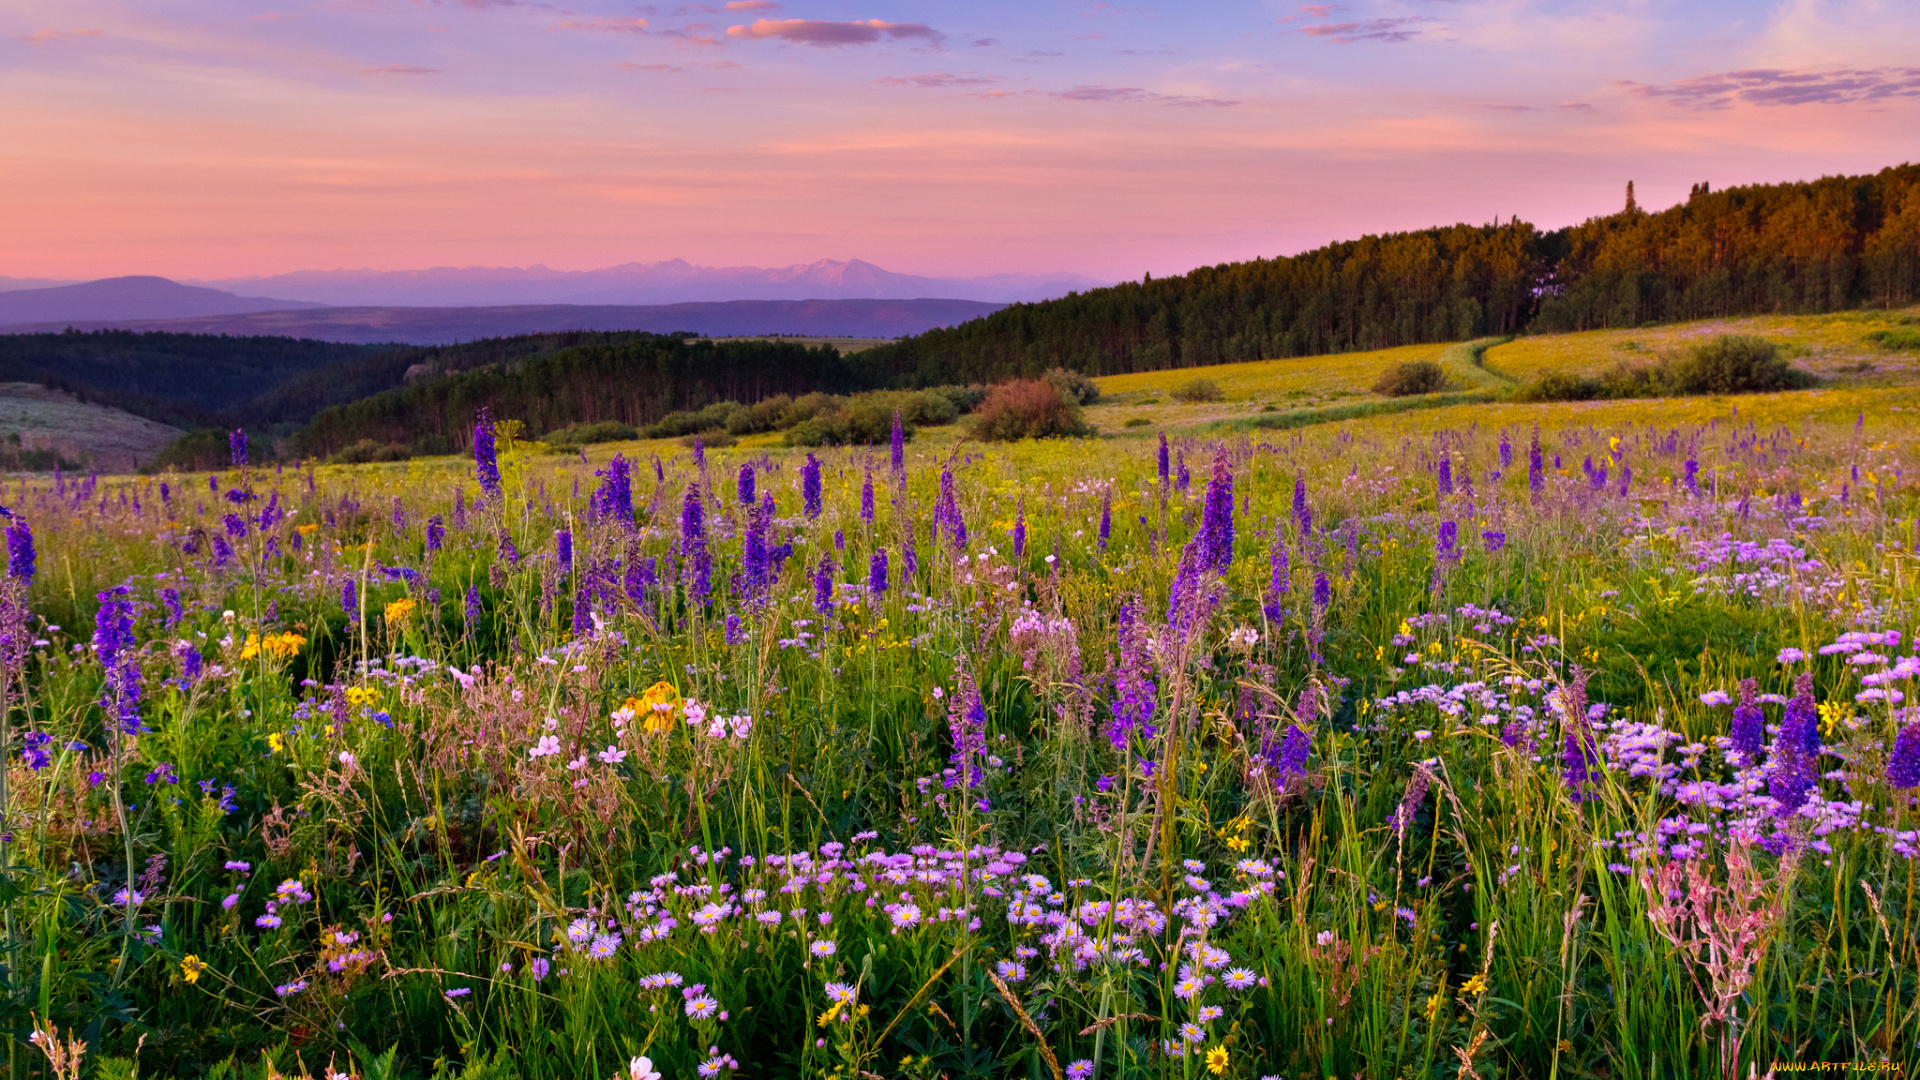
[
  {"xmin": 293, "ymin": 334, "xmax": 858, "ymax": 459},
  {"xmin": 853, "ymin": 163, "xmax": 1920, "ymax": 385}
]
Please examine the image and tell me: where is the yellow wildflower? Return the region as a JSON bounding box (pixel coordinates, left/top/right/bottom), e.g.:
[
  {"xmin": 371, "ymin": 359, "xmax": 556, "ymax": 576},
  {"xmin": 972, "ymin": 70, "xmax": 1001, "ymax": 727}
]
[
  {"xmin": 1205, "ymin": 1046, "xmax": 1229, "ymax": 1075},
  {"xmin": 238, "ymin": 632, "xmax": 263, "ymax": 660},
  {"xmin": 266, "ymin": 732, "xmax": 284, "ymax": 754},
  {"xmin": 622, "ymin": 681, "xmax": 681, "ymax": 733},
  {"xmin": 296, "ymin": 523, "xmax": 319, "ymax": 535},
  {"xmin": 346, "ymin": 686, "xmax": 380, "ymax": 708},
  {"xmin": 384, "ymin": 598, "xmax": 416, "ymax": 626},
  {"xmin": 181, "ymin": 954, "xmax": 207, "ymax": 984}
]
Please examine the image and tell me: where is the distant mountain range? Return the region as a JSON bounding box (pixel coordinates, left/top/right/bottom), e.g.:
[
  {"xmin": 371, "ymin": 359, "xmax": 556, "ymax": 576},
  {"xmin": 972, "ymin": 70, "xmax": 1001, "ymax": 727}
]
[
  {"xmin": 0, "ymin": 276, "xmax": 326, "ymax": 325},
  {"xmin": 192, "ymin": 259, "xmax": 1106, "ymax": 307},
  {"xmin": 4, "ymin": 298, "xmax": 1007, "ymax": 345}
]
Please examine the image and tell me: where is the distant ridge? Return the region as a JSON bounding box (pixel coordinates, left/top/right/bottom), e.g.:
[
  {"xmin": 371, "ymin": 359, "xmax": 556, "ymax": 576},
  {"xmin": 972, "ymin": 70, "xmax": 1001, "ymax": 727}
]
[
  {"xmin": 192, "ymin": 258, "xmax": 1105, "ymax": 307},
  {"xmin": 0, "ymin": 275, "xmax": 323, "ymax": 324},
  {"xmin": 4, "ymin": 298, "xmax": 1006, "ymax": 345}
]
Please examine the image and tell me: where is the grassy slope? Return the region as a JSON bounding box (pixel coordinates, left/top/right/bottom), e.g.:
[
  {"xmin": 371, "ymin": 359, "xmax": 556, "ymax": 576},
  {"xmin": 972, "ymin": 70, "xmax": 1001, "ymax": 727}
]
[{"xmin": 0, "ymin": 382, "xmax": 183, "ymax": 472}]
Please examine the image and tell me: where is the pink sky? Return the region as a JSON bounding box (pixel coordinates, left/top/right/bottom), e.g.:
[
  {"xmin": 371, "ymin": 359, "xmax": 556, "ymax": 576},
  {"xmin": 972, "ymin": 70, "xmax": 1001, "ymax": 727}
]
[{"xmin": 4, "ymin": 0, "xmax": 1918, "ymax": 282}]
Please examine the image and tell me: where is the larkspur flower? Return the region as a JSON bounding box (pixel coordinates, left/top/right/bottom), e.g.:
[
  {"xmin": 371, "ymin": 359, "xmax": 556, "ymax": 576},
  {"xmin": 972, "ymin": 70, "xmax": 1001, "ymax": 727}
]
[
  {"xmin": 1888, "ymin": 723, "xmax": 1920, "ymax": 789},
  {"xmin": 473, "ymin": 407, "xmax": 501, "ymax": 499}
]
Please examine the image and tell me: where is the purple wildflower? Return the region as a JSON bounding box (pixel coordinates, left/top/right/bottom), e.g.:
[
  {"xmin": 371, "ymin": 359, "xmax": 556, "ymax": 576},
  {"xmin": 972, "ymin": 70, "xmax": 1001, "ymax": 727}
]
[
  {"xmin": 426, "ymin": 515, "xmax": 445, "ymax": 553},
  {"xmin": 1012, "ymin": 500, "xmax": 1026, "ymax": 557},
  {"xmin": 860, "ymin": 467, "xmax": 875, "ymax": 524},
  {"xmin": 1291, "ymin": 473, "xmax": 1311, "ymax": 541},
  {"xmin": 868, "ymin": 547, "xmax": 889, "ymax": 595},
  {"xmin": 1311, "ymin": 571, "xmax": 1329, "ymax": 611},
  {"xmin": 813, "ymin": 555, "xmax": 835, "ymax": 615},
  {"xmin": 229, "ymin": 429, "xmax": 247, "ymax": 467},
  {"xmin": 737, "ymin": 463, "xmax": 756, "ymax": 506},
  {"xmin": 1729, "ymin": 678, "xmax": 1765, "ymax": 757},
  {"xmin": 1199, "ymin": 447, "xmax": 1234, "ymax": 574},
  {"xmin": 556, "ymin": 530, "xmax": 573, "ymax": 574},
  {"xmin": 1436, "ymin": 520, "xmax": 1458, "ymax": 560},
  {"xmin": 1888, "ymin": 723, "xmax": 1920, "ymax": 789},
  {"xmin": 473, "ymin": 407, "xmax": 502, "ymax": 500},
  {"xmin": 1498, "ymin": 432, "xmax": 1512, "ymax": 469},
  {"xmin": 1528, "ymin": 427, "xmax": 1544, "ymax": 498},
  {"xmin": 947, "ymin": 665, "xmax": 987, "ymax": 788},
  {"xmin": 1106, "ymin": 600, "xmax": 1158, "ymax": 748},
  {"xmin": 464, "ymin": 584, "xmax": 482, "ymax": 624},
  {"xmin": 1437, "ymin": 453, "xmax": 1453, "ymax": 496},
  {"xmin": 341, "ymin": 579, "xmax": 357, "ymax": 617},
  {"xmin": 7, "ymin": 518, "xmax": 35, "ymax": 582},
  {"xmin": 1481, "ymin": 530, "xmax": 1506, "ymax": 553},
  {"xmin": 890, "ymin": 411, "xmax": 905, "ymax": 475},
  {"xmin": 802, "ymin": 453, "xmax": 823, "ymax": 519},
  {"xmin": 1157, "ymin": 433, "xmax": 1170, "ymax": 486},
  {"xmin": 595, "ymin": 454, "xmax": 634, "ymax": 525},
  {"xmin": 1262, "ymin": 536, "xmax": 1288, "ymax": 623},
  {"xmin": 1779, "ymin": 673, "xmax": 1820, "ymax": 760}
]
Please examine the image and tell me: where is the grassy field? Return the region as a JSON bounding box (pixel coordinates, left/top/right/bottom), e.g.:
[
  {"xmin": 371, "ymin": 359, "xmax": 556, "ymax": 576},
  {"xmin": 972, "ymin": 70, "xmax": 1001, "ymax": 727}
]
[
  {"xmin": 3, "ymin": 309, "xmax": 1920, "ymax": 1080},
  {"xmin": 0, "ymin": 382, "xmax": 182, "ymax": 472}
]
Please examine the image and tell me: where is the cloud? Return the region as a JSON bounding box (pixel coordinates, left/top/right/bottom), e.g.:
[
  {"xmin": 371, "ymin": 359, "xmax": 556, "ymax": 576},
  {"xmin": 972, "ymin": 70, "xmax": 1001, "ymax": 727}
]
[
  {"xmin": 1048, "ymin": 85, "xmax": 1238, "ymax": 107},
  {"xmin": 722, "ymin": 0, "xmax": 778, "ymax": 8},
  {"xmin": 971, "ymin": 37, "xmax": 998, "ymax": 47},
  {"xmin": 21, "ymin": 28, "xmax": 104, "ymax": 44},
  {"xmin": 1298, "ymin": 5, "xmax": 1338, "ymax": 17},
  {"xmin": 361, "ymin": 64, "xmax": 442, "ymax": 75},
  {"xmin": 1297, "ymin": 17, "xmax": 1431, "ymax": 43},
  {"xmin": 550, "ymin": 17, "xmax": 650, "ymax": 32},
  {"xmin": 1484, "ymin": 104, "xmax": 1533, "ymax": 112},
  {"xmin": 616, "ymin": 62, "xmax": 682, "ymax": 72},
  {"xmin": 876, "ymin": 72, "xmax": 1005, "ymax": 88},
  {"xmin": 724, "ymin": 18, "xmax": 941, "ymax": 46},
  {"xmin": 1557, "ymin": 100, "xmax": 1591, "ymax": 110},
  {"xmin": 1622, "ymin": 67, "xmax": 1920, "ymax": 109}
]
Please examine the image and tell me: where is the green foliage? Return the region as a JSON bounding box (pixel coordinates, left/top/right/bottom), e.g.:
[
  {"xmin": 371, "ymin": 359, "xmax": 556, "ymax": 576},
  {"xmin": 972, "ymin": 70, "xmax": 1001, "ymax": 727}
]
[
  {"xmin": 543, "ymin": 420, "xmax": 641, "ymax": 449},
  {"xmin": 1866, "ymin": 327, "xmax": 1920, "ymax": 350},
  {"xmin": 151, "ymin": 428, "xmax": 235, "ymax": 472},
  {"xmin": 1517, "ymin": 334, "xmax": 1814, "ymax": 401},
  {"xmin": 1170, "ymin": 377, "xmax": 1223, "ymax": 403},
  {"xmin": 1371, "ymin": 359, "xmax": 1450, "ymax": 396},
  {"xmin": 1041, "ymin": 366, "xmax": 1101, "ymax": 405}
]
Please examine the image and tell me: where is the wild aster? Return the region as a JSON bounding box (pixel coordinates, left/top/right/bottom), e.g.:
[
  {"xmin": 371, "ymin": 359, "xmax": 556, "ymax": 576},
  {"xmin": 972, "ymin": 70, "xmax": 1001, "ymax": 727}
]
[
  {"xmin": 802, "ymin": 453, "xmax": 823, "ymax": 518},
  {"xmin": 473, "ymin": 407, "xmax": 502, "ymax": 500},
  {"xmin": 685, "ymin": 994, "xmax": 720, "ymax": 1020},
  {"xmin": 1068, "ymin": 1061, "xmax": 1094, "ymax": 1080},
  {"xmin": 809, "ymin": 939, "xmax": 837, "ymax": 957},
  {"xmin": 1223, "ymin": 967, "xmax": 1257, "ymax": 989},
  {"xmin": 824, "ymin": 981, "xmax": 857, "ymax": 1005},
  {"xmin": 1729, "ymin": 678, "xmax": 1765, "ymax": 757},
  {"xmin": 589, "ymin": 934, "xmax": 622, "ymax": 959},
  {"xmin": 994, "ymin": 960, "xmax": 1027, "ymax": 982},
  {"xmin": 1172, "ymin": 975, "xmax": 1204, "ymax": 1000},
  {"xmin": 868, "ymin": 547, "xmax": 889, "ymax": 595},
  {"xmin": 737, "ymin": 463, "xmax": 755, "ymax": 505},
  {"xmin": 1887, "ymin": 723, "xmax": 1920, "ymax": 789},
  {"xmin": 1196, "ymin": 1005, "xmax": 1224, "ymax": 1023},
  {"xmin": 1180, "ymin": 1022, "xmax": 1207, "ymax": 1044}
]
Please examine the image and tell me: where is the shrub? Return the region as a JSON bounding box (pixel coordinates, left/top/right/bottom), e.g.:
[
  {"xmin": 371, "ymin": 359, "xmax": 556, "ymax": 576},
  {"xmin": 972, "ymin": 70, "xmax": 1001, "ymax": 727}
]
[
  {"xmin": 1514, "ymin": 371, "xmax": 1603, "ymax": 402},
  {"xmin": 1170, "ymin": 378, "xmax": 1223, "ymax": 403},
  {"xmin": 544, "ymin": 420, "xmax": 640, "ymax": 448},
  {"xmin": 1666, "ymin": 334, "xmax": 1812, "ymax": 394},
  {"xmin": 970, "ymin": 379, "xmax": 1092, "ymax": 441},
  {"xmin": 1866, "ymin": 328, "xmax": 1920, "ymax": 351},
  {"xmin": 327, "ymin": 438, "xmax": 411, "ymax": 464},
  {"xmin": 1123, "ymin": 417, "xmax": 1152, "ymax": 428},
  {"xmin": 1043, "ymin": 367, "xmax": 1102, "ymax": 405},
  {"xmin": 648, "ymin": 402, "xmax": 741, "ymax": 439},
  {"xmin": 930, "ymin": 384, "xmax": 988, "ymax": 413},
  {"xmin": 152, "ymin": 428, "xmax": 235, "ymax": 471},
  {"xmin": 1372, "ymin": 360, "xmax": 1449, "ymax": 397},
  {"xmin": 681, "ymin": 429, "xmax": 735, "ymax": 449}
]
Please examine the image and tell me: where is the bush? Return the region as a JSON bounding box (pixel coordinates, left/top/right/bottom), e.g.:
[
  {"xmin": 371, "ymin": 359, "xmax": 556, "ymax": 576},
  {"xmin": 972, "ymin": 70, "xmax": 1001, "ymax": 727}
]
[
  {"xmin": 648, "ymin": 402, "xmax": 741, "ymax": 439},
  {"xmin": 1666, "ymin": 335, "xmax": 1812, "ymax": 394},
  {"xmin": 681, "ymin": 429, "xmax": 735, "ymax": 449},
  {"xmin": 970, "ymin": 379, "xmax": 1092, "ymax": 441},
  {"xmin": 544, "ymin": 420, "xmax": 640, "ymax": 448},
  {"xmin": 1866, "ymin": 328, "xmax": 1920, "ymax": 351},
  {"xmin": 1123, "ymin": 417, "xmax": 1152, "ymax": 428},
  {"xmin": 1043, "ymin": 367, "xmax": 1102, "ymax": 405},
  {"xmin": 327, "ymin": 438, "xmax": 411, "ymax": 465},
  {"xmin": 930, "ymin": 384, "xmax": 988, "ymax": 413},
  {"xmin": 1372, "ymin": 360, "xmax": 1449, "ymax": 397},
  {"xmin": 1170, "ymin": 378, "xmax": 1223, "ymax": 403},
  {"xmin": 151, "ymin": 428, "xmax": 235, "ymax": 472}
]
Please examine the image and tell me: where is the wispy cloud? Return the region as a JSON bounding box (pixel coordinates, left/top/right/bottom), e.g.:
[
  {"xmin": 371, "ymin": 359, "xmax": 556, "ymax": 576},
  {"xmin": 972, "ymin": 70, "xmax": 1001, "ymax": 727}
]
[
  {"xmin": 1047, "ymin": 85, "xmax": 1238, "ymax": 107},
  {"xmin": 21, "ymin": 28, "xmax": 104, "ymax": 44},
  {"xmin": 725, "ymin": 18, "xmax": 942, "ymax": 46},
  {"xmin": 361, "ymin": 64, "xmax": 442, "ymax": 75},
  {"xmin": 1298, "ymin": 17, "xmax": 1432, "ymax": 43},
  {"xmin": 722, "ymin": 1, "xmax": 778, "ymax": 9},
  {"xmin": 1622, "ymin": 67, "xmax": 1920, "ymax": 109},
  {"xmin": 876, "ymin": 72, "xmax": 1004, "ymax": 88},
  {"xmin": 549, "ymin": 17, "xmax": 650, "ymax": 33}
]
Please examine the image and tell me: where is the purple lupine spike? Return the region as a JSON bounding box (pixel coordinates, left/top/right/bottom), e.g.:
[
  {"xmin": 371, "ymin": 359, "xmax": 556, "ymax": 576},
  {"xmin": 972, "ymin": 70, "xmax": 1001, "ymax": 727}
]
[
  {"xmin": 473, "ymin": 407, "xmax": 502, "ymax": 500},
  {"xmin": 624, "ymin": 554, "xmax": 656, "ymax": 605},
  {"xmin": 890, "ymin": 411, "xmax": 905, "ymax": 476},
  {"xmin": 6, "ymin": 518, "xmax": 35, "ymax": 582},
  {"xmin": 1394, "ymin": 765, "xmax": 1432, "ymax": 833},
  {"xmin": 802, "ymin": 453, "xmax": 823, "ymax": 519},
  {"xmin": 1311, "ymin": 571, "xmax": 1330, "ymax": 611},
  {"xmin": 452, "ymin": 487, "xmax": 467, "ymax": 529},
  {"xmin": 1106, "ymin": 599, "xmax": 1158, "ymax": 750},
  {"xmin": 211, "ymin": 536, "xmax": 234, "ymax": 569},
  {"xmin": 230, "ymin": 429, "xmax": 247, "ymax": 468},
  {"xmin": 222, "ymin": 513, "xmax": 246, "ymax": 539},
  {"xmin": 1498, "ymin": 432, "xmax": 1512, "ymax": 470},
  {"xmin": 741, "ymin": 494, "xmax": 772, "ymax": 602},
  {"xmin": 1729, "ymin": 678, "xmax": 1765, "ymax": 757},
  {"xmin": 1479, "ymin": 529, "xmax": 1507, "ymax": 553},
  {"xmin": 680, "ymin": 483, "xmax": 705, "ymax": 548},
  {"xmin": 1199, "ymin": 447, "xmax": 1234, "ymax": 574},
  {"xmin": 1175, "ymin": 452, "xmax": 1190, "ymax": 491},
  {"xmin": 691, "ymin": 438, "xmax": 706, "ymax": 472},
  {"xmin": 1291, "ymin": 473, "xmax": 1311, "ymax": 541},
  {"xmin": 341, "ymin": 579, "xmax": 357, "ymax": 617},
  {"xmin": 939, "ymin": 467, "xmax": 966, "ymax": 551},
  {"xmin": 1263, "ymin": 534, "xmax": 1288, "ymax": 623},
  {"xmin": 1618, "ymin": 463, "xmax": 1632, "ymax": 497},
  {"xmin": 159, "ymin": 482, "xmax": 170, "ymax": 506},
  {"xmin": 1887, "ymin": 723, "xmax": 1920, "ymax": 789},
  {"xmin": 1528, "ymin": 427, "xmax": 1544, "ymax": 498},
  {"xmin": 860, "ymin": 467, "xmax": 875, "ymax": 524},
  {"xmin": 160, "ymin": 587, "xmax": 182, "ymax": 627},
  {"xmin": 571, "ymin": 580, "xmax": 592, "ymax": 638},
  {"xmin": 1779, "ymin": 672, "xmax": 1820, "ymax": 760},
  {"xmin": 868, "ymin": 547, "xmax": 889, "ymax": 595},
  {"xmin": 555, "ymin": 530, "xmax": 573, "ymax": 574},
  {"xmin": 497, "ymin": 531, "xmax": 521, "ymax": 565},
  {"xmin": 595, "ymin": 454, "xmax": 634, "ymax": 525},
  {"xmin": 737, "ymin": 463, "xmax": 756, "ymax": 506},
  {"xmin": 426, "ymin": 515, "xmax": 444, "ymax": 553},
  {"xmin": 813, "ymin": 555, "xmax": 835, "ymax": 615},
  {"xmin": 834, "ymin": 529, "xmax": 846, "ymax": 552},
  {"xmin": 1012, "ymin": 500, "xmax": 1026, "ymax": 557},
  {"xmin": 1272, "ymin": 722, "xmax": 1311, "ymax": 783},
  {"xmin": 1436, "ymin": 520, "xmax": 1458, "ymax": 560},
  {"xmin": 1770, "ymin": 737, "xmax": 1816, "ymax": 816},
  {"xmin": 947, "ymin": 664, "xmax": 987, "ymax": 789},
  {"xmin": 464, "ymin": 584, "xmax": 482, "ymax": 623},
  {"xmin": 1097, "ymin": 493, "xmax": 1111, "ymax": 552},
  {"xmin": 93, "ymin": 585, "xmax": 142, "ymax": 733},
  {"xmin": 653, "ymin": 456, "xmax": 665, "ymax": 483},
  {"xmin": 1437, "ymin": 453, "xmax": 1453, "ymax": 496}
]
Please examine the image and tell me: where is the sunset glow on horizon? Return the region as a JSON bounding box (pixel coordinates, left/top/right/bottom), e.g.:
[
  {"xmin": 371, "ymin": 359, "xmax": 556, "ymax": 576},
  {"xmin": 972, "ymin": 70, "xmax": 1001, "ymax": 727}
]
[{"xmin": 4, "ymin": 0, "xmax": 1918, "ymax": 283}]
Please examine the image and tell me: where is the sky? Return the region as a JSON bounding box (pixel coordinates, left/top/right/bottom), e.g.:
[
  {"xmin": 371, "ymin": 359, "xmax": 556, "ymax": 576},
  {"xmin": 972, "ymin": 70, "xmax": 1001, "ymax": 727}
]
[{"xmin": 4, "ymin": 0, "xmax": 1919, "ymax": 282}]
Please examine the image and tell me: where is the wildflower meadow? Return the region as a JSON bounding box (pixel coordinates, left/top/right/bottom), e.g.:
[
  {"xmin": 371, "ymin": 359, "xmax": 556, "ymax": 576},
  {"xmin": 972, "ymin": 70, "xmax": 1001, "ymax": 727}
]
[{"xmin": 4, "ymin": 390, "xmax": 1920, "ymax": 1079}]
